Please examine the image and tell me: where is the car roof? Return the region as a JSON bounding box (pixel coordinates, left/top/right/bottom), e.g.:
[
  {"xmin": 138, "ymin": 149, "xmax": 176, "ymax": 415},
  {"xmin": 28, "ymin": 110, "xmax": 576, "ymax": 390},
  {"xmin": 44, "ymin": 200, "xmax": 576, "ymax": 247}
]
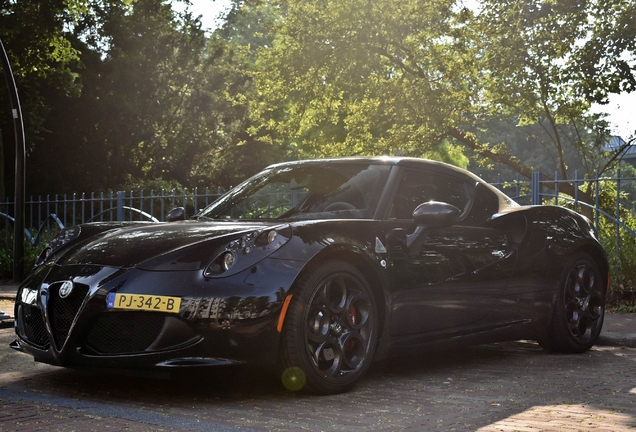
[{"xmin": 266, "ymin": 157, "xmax": 484, "ymax": 182}]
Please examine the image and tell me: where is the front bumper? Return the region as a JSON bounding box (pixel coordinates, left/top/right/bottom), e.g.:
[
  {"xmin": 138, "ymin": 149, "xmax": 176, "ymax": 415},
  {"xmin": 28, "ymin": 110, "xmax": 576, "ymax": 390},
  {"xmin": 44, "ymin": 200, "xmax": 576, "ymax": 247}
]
[{"xmin": 12, "ymin": 258, "xmax": 304, "ymax": 369}]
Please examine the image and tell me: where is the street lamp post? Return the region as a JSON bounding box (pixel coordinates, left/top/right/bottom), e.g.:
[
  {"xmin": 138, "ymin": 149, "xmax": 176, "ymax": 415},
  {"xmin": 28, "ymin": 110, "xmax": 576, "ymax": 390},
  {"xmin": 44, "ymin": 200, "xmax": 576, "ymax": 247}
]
[{"xmin": 0, "ymin": 37, "xmax": 26, "ymax": 283}]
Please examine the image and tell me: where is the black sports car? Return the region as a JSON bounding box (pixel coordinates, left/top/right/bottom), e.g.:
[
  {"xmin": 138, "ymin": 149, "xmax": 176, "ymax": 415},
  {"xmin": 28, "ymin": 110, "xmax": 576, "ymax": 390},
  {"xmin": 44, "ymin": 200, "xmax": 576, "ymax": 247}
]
[{"xmin": 12, "ymin": 157, "xmax": 608, "ymax": 394}]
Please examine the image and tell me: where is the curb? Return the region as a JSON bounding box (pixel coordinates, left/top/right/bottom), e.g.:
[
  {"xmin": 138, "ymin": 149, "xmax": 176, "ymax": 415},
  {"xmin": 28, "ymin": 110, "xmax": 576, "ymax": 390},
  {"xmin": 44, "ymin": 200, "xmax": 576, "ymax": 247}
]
[{"xmin": 597, "ymin": 332, "xmax": 636, "ymax": 348}]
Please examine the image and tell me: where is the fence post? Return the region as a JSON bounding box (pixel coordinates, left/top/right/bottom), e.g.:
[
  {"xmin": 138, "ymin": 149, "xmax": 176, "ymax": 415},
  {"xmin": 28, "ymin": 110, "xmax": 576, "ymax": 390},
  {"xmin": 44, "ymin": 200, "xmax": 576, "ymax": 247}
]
[
  {"xmin": 150, "ymin": 190, "xmax": 155, "ymax": 221},
  {"xmin": 128, "ymin": 191, "xmax": 133, "ymax": 221},
  {"xmin": 72, "ymin": 192, "xmax": 77, "ymax": 225},
  {"xmin": 117, "ymin": 191, "xmax": 125, "ymax": 221},
  {"xmin": 616, "ymin": 169, "xmax": 621, "ymax": 286},
  {"xmin": 531, "ymin": 172, "xmax": 541, "ymax": 205},
  {"xmin": 595, "ymin": 169, "xmax": 600, "ymax": 235},
  {"xmin": 63, "ymin": 194, "xmax": 67, "ymax": 226},
  {"xmin": 194, "ymin": 187, "xmax": 198, "ymax": 215},
  {"xmin": 574, "ymin": 170, "xmax": 579, "ymax": 213},
  {"xmin": 139, "ymin": 190, "xmax": 144, "ymax": 221},
  {"xmin": 160, "ymin": 189, "xmax": 165, "ymax": 222}
]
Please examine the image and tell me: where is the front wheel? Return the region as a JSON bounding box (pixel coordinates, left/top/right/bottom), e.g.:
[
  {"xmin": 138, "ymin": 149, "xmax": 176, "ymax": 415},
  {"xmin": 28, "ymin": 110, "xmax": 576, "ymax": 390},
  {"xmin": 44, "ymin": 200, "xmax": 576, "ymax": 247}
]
[
  {"xmin": 540, "ymin": 252, "xmax": 605, "ymax": 353},
  {"xmin": 279, "ymin": 261, "xmax": 378, "ymax": 394}
]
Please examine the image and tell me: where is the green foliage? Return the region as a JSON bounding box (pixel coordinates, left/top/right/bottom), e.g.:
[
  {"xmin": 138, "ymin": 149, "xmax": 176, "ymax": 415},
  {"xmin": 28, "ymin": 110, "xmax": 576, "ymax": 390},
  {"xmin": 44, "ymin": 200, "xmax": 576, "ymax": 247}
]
[
  {"xmin": 611, "ymin": 303, "xmax": 636, "ymax": 314},
  {"xmin": 3, "ymin": 0, "xmax": 274, "ymax": 196},
  {"xmin": 250, "ymin": 0, "xmax": 476, "ymax": 165},
  {"xmin": 593, "ymin": 168, "xmax": 636, "ymax": 296},
  {"xmin": 118, "ymin": 177, "xmax": 186, "ymax": 194},
  {"xmin": 574, "ymin": 0, "xmax": 636, "ymax": 102},
  {"xmin": 48, "ymin": 0, "xmax": 218, "ymax": 190},
  {"xmin": 472, "ymin": 0, "xmax": 627, "ymax": 179},
  {"xmin": 489, "ymin": 165, "xmax": 636, "ymax": 302},
  {"xmin": 2, "ymin": 0, "xmax": 635, "ymax": 203},
  {"xmin": 1, "ymin": 0, "xmax": 87, "ymax": 199},
  {"xmin": 540, "ymin": 166, "xmax": 636, "ymax": 298},
  {"xmin": 247, "ymin": 0, "xmax": 634, "ymax": 181},
  {"xmin": 468, "ymin": 116, "xmax": 613, "ymax": 182},
  {"xmin": 0, "ymin": 231, "xmax": 46, "ymax": 281}
]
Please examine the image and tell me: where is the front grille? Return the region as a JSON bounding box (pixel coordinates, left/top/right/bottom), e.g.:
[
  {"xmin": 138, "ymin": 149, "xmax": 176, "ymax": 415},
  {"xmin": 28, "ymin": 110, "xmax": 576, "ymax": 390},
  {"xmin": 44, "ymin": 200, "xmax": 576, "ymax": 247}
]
[
  {"xmin": 84, "ymin": 312, "xmax": 166, "ymax": 354},
  {"xmin": 17, "ymin": 304, "xmax": 49, "ymax": 348},
  {"xmin": 48, "ymin": 282, "xmax": 90, "ymax": 350}
]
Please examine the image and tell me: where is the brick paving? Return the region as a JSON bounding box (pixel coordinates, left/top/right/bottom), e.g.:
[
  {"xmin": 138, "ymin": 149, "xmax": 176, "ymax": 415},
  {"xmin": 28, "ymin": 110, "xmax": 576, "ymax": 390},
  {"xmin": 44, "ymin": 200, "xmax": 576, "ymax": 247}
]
[
  {"xmin": 0, "ymin": 399, "xmax": 182, "ymax": 432},
  {"xmin": 1, "ymin": 281, "xmax": 634, "ymax": 431},
  {"xmin": 477, "ymin": 405, "xmax": 636, "ymax": 431},
  {"xmin": 1, "ymin": 337, "xmax": 634, "ymax": 431}
]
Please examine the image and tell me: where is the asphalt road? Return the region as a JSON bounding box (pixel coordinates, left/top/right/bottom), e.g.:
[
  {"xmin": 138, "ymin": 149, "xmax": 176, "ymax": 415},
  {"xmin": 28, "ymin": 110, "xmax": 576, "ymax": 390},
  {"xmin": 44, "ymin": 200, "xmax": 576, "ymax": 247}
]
[{"xmin": 1, "ymin": 324, "xmax": 635, "ymax": 431}]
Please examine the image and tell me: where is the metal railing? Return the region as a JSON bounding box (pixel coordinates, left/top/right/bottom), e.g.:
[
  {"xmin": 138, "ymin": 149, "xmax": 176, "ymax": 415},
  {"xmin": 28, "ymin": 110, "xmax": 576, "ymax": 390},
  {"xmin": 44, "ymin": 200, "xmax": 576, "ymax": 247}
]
[
  {"xmin": 1, "ymin": 187, "xmax": 224, "ymax": 250},
  {"xmin": 491, "ymin": 170, "xmax": 636, "ymax": 226},
  {"xmin": 2, "ymin": 173, "xmax": 636, "ymax": 293},
  {"xmin": 489, "ymin": 170, "xmax": 636, "ymax": 294}
]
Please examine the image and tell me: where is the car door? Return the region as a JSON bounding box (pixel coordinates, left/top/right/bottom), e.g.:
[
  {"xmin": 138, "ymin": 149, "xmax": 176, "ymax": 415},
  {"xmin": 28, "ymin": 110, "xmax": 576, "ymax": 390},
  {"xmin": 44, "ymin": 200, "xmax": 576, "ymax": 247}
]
[{"xmin": 385, "ymin": 168, "xmax": 517, "ymax": 336}]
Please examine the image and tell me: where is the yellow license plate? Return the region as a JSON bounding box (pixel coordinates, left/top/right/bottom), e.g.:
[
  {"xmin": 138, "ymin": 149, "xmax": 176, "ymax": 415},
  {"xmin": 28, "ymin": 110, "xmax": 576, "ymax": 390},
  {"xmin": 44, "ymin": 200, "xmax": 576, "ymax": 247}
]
[{"xmin": 107, "ymin": 293, "xmax": 181, "ymax": 313}]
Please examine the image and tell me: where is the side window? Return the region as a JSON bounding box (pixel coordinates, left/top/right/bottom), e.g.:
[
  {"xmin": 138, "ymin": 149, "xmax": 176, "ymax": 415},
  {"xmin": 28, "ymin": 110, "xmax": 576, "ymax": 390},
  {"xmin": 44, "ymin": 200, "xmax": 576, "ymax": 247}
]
[{"xmin": 390, "ymin": 170, "xmax": 471, "ymax": 219}]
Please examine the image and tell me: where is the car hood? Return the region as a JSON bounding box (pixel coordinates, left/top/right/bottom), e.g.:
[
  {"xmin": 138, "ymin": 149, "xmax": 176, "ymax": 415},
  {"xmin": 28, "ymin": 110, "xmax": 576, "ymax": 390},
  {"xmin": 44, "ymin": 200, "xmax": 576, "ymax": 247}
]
[{"xmin": 55, "ymin": 221, "xmax": 279, "ymax": 270}]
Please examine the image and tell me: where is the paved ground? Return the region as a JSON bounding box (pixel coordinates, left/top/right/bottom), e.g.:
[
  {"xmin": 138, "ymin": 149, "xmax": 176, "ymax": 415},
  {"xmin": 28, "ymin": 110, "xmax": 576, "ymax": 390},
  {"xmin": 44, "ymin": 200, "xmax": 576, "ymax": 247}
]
[{"xmin": 1, "ymin": 281, "xmax": 635, "ymax": 431}]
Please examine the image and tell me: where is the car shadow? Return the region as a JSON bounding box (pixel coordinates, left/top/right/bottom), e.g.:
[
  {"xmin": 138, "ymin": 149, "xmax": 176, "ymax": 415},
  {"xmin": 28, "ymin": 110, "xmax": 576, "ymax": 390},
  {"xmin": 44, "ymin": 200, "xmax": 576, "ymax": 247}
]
[{"xmin": 2, "ymin": 341, "xmax": 635, "ymax": 431}]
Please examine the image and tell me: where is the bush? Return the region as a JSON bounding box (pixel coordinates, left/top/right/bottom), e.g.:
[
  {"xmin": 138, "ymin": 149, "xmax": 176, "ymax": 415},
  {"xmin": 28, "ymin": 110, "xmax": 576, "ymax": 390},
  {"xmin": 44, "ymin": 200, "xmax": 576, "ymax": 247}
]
[{"xmin": 0, "ymin": 230, "xmax": 48, "ymax": 281}]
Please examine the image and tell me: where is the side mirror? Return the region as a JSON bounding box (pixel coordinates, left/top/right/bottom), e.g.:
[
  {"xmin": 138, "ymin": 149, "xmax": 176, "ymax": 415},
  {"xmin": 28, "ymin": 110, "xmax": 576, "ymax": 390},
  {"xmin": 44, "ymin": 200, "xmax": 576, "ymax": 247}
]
[
  {"xmin": 166, "ymin": 207, "xmax": 186, "ymax": 222},
  {"xmin": 412, "ymin": 201, "xmax": 461, "ymax": 228},
  {"xmin": 406, "ymin": 201, "xmax": 460, "ymax": 253}
]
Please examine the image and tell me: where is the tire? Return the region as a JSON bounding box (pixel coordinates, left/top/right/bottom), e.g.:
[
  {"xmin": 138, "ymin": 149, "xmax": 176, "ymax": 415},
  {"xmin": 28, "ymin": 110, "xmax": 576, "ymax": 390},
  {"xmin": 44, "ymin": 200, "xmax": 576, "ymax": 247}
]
[
  {"xmin": 279, "ymin": 261, "xmax": 378, "ymax": 394},
  {"xmin": 540, "ymin": 252, "xmax": 605, "ymax": 353}
]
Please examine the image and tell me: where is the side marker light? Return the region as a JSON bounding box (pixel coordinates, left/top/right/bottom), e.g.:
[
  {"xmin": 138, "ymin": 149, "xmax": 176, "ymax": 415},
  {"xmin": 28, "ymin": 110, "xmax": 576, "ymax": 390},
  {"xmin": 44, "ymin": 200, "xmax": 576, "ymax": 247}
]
[{"xmin": 277, "ymin": 294, "xmax": 293, "ymax": 333}]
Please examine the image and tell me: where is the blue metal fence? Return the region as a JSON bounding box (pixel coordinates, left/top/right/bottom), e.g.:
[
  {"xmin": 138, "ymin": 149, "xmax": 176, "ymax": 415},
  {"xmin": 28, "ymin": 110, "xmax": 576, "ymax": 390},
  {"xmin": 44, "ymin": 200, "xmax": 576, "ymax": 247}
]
[
  {"xmin": 489, "ymin": 170, "xmax": 636, "ymax": 236},
  {"xmin": 489, "ymin": 170, "xmax": 636, "ymax": 294},
  {"xmin": 2, "ymin": 173, "xmax": 636, "ymax": 292},
  {"xmin": 0, "ymin": 187, "xmax": 224, "ymax": 250}
]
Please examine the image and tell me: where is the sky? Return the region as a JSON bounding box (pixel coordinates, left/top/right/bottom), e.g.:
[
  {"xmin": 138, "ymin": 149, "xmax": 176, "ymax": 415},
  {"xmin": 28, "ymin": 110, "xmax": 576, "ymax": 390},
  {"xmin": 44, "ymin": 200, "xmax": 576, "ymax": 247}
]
[
  {"xmin": 590, "ymin": 92, "xmax": 635, "ymax": 140},
  {"xmin": 175, "ymin": 0, "xmax": 635, "ymax": 140},
  {"xmin": 173, "ymin": 0, "xmax": 232, "ymax": 30}
]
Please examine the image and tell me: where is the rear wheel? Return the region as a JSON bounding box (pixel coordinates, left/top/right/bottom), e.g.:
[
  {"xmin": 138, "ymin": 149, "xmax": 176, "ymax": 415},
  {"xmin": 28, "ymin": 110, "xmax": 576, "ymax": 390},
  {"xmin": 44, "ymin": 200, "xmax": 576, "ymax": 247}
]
[
  {"xmin": 279, "ymin": 261, "xmax": 378, "ymax": 394},
  {"xmin": 540, "ymin": 252, "xmax": 605, "ymax": 353}
]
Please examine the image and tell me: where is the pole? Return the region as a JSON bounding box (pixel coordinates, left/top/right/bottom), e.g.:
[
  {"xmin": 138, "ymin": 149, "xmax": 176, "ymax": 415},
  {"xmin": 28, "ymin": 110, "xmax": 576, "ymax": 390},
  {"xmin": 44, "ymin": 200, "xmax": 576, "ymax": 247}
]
[{"xmin": 0, "ymin": 38, "xmax": 26, "ymax": 282}]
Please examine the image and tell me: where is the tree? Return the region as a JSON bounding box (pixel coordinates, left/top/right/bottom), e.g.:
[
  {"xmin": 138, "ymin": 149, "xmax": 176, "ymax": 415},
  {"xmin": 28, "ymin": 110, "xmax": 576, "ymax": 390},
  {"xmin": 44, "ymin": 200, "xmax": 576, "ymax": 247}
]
[
  {"xmin": 0, "ymin": 0, "xmax": 85, "ymax": 199},
  {"xmin": 25, "ymin": 0, "xmax": 230, "ymax": 192},
  {"xmin": 251, "ymin": 0, "xmax": 474, "ymax": 167},
  {"xmin": 188, "ymin": 0, "xmax": 288, "ymax": 188},
  {"xmin": 249, "ymin": 0, "xmax": 636, "ymax": 191},
  {"xmin": 460, "ymin": 0, "xmax": 636, "ymax": 185},
  {"xmin": 20, "ymin": 0, "xmax": 280, "ymax": 194}
]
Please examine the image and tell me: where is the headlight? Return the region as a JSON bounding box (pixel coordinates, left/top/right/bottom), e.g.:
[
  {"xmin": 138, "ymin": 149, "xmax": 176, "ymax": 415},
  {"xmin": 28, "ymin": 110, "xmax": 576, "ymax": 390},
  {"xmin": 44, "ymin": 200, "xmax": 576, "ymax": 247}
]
[
  {"xmin": 266, "ymin": 230, "xmax": 278, "ymax": 244},
  {"xmin": 221, "ymin": 251, "xmax": 236, "ymax": 271},
  {"xmin": 204, "ymin": 225, "xmax": 291, "ymax": 278}
]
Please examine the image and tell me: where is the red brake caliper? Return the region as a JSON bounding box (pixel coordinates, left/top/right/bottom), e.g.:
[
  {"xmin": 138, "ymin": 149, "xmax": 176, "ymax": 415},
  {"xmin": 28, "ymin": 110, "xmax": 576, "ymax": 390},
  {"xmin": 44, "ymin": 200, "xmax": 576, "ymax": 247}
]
[{"xmin": 349, "ymin": 305, "xmax": 357, "ymax": 326}]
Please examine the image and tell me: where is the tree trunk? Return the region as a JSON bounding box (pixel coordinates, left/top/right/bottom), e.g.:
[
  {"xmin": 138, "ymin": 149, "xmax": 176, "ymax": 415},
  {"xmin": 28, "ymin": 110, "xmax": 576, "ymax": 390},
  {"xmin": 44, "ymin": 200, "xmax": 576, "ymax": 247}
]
[{"xmin": 0, "ymin": 130, "xmax": 5, "ymax": 201}]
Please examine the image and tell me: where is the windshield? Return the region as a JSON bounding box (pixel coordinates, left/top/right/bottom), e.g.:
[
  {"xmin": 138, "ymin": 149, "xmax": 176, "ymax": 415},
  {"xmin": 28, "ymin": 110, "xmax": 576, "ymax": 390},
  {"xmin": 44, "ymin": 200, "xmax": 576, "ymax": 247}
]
[{"xmin": 199, "ymin": 163, "xmax": 391, "ymax": 220}]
